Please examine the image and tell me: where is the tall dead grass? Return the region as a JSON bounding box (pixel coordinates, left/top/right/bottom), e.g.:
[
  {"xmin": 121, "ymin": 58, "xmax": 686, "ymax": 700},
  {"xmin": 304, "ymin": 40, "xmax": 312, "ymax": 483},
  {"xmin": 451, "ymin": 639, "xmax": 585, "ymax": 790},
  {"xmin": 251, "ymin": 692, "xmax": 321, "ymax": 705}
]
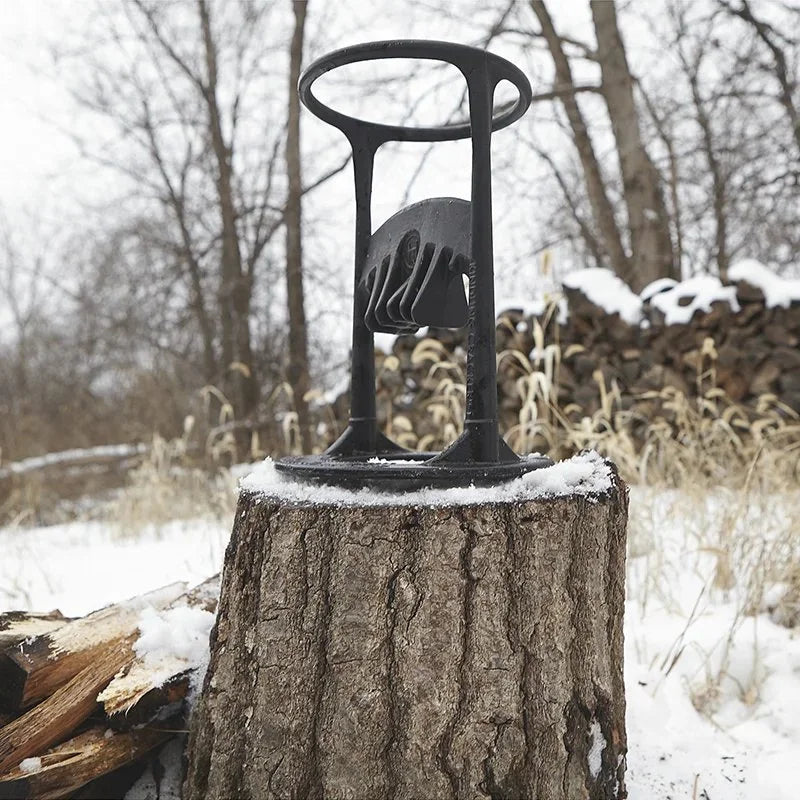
[
  {"xmin": 107, "ymin": 432, "xmax": 236, "ymax": 536},
  {"xmin": 403, "ymin": 330, "xmax": 800, "ymax": 490}
]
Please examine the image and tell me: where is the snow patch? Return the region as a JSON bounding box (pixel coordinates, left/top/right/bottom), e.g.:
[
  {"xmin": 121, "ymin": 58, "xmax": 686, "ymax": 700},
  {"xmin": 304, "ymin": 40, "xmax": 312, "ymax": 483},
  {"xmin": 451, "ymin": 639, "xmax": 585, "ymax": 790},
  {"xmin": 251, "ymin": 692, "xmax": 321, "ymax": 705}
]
[
  {"xmin": 0, "ymin": 517, "xmax": 228, "ymax": 617},
  {"xmin": 640, "ymin": 277, "xmax": 677, "ymax": 303},
  {"xmin": 588, "ymin": 719, "xmax": 605, "ymax": 779},
  {"xmin": 239, "ymin": 451, "xmax": 614, "ymax": 506},
  {"xmin": 134, "ymin": 605, "xmax": 214, "ymax": 664},
  {"xmin": 729, "ymin": 259, "xmax": 800, "ymax": 308},
  {"xmin": 563, "ymin": 268, "xmax": 643, "ymax": 325},
  {"xmin": 649, "ymin": 275, "xmax": 739, "ymax": 324},
  {"xmin": 19, "ymin": 757, "xmax": 41, "ymax": 774},
  {"xmin": 97, "ymin": 601, "xmax": 216, "ymax": 715},
  {"xmin": 134, "ymin": 605, "xmax": 215, "ymax": 691}
]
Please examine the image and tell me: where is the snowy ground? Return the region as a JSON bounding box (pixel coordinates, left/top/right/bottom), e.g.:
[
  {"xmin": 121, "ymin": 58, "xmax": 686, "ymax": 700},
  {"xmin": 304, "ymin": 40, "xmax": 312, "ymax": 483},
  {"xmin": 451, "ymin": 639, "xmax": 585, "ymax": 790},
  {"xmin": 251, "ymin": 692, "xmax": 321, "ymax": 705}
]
[{"xmin": 1, "ymin": 485, "xmax": 797, "ymax": 799}]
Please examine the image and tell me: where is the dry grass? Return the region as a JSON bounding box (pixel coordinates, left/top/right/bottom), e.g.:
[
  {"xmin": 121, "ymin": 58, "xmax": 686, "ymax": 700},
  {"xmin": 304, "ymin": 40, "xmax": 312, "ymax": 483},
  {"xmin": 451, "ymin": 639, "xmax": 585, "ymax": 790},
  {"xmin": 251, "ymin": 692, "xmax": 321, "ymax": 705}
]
[
  {"xmin": 107, "ymin": 433, "xmax": 236, "ymax": 536},
  {"xmin": 396, "ymin": 331, "xmax": 800, "ymax": 491}
]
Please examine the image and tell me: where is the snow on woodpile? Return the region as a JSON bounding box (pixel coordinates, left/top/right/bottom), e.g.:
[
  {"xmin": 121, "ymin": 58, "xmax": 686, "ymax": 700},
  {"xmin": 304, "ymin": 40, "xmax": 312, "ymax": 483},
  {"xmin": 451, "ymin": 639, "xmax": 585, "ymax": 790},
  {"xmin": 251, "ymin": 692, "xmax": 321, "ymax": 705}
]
[
  {"xmin": 647, "ymin": 274, "xmax": 740, "ymax": 325},
  {"xmin": 239, "ymin": 451, "xmax": 614, "ymax": 506},
  {"xmin": 729, "ymin": 259, "xmax": 800, "ymax": 308},
  {"xmin": 563, "ymin": 267, "xmax": 643, "ymax": 324},
  {"xmin": 108, "ymin": 605, "xmax": 215, "ymax": 707},
  {"xmin": 639, "ymin": 277, "xmax": 677, "ymax": 302},
  {"xmin": 47, "ymin": 582, "xmax": 187, "ymax": 658},
  {"xmin": 98, "ymin": 578, "xmax": 219, "ymax": 717},
  {"xmin": 97, "ymin": 605, "xmax": 216, "ymax": 716}
]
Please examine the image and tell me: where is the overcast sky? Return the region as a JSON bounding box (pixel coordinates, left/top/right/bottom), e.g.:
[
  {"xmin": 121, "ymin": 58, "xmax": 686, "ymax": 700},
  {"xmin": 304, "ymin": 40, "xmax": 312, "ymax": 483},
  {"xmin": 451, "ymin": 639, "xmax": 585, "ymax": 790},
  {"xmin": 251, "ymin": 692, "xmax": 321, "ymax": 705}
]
[{"xmin": 1, "ymin": 2, "xmax": 76, "ymax": 215}]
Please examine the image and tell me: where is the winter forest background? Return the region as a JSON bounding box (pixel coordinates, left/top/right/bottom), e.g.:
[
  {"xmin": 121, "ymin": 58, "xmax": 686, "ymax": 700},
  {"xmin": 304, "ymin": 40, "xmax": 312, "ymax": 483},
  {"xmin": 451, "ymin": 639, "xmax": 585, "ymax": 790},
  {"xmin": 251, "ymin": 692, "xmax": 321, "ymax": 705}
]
[
  {"xmin": 1, "ymin": 1, "xmax": 799, "ymax": 798},
  {"xmin": 2, "ymin": 0, "xmax": 798, "ymax": 460}
]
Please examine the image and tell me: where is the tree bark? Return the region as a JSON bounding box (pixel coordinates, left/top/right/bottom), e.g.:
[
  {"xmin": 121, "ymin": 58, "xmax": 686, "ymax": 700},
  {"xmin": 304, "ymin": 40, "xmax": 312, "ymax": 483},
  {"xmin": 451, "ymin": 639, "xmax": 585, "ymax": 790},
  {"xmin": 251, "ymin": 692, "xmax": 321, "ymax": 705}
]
[
  {"xmin": 184, "ymin": 473, "xmax": 629, "ymax": 799},
  {"xmin": 590, "ymin": 0, "xmax": 677, "ymax": 290},
  {"xmin": 285, "ymin": 0, "xmax": 313, "ymax": 454}
]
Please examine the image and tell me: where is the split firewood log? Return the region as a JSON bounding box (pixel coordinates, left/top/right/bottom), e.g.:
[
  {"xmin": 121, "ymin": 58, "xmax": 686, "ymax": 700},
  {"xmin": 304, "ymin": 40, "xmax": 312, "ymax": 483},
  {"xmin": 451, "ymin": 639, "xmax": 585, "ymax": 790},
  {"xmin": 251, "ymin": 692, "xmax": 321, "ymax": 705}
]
[
  {"xmin": 0, "ymin": 721, "xmax": 174, "ymax": 800},
  {"xmin": 0, "ymin": 638, "xmax": 138, "ymax": 773},
  {"xmin": 0, "ymin": 575, "xmax": 220, "ymax": 795},
  {"xmin": 0, "ymin": 612, "xmax": 70, "ymax": 652},
  {"xmin": 98, "ymin": 575, "xmax": 219, "ymax": 731},
  {"xmin": 0, "ymin": 583, "xmax": 187, "ymax": 711}
]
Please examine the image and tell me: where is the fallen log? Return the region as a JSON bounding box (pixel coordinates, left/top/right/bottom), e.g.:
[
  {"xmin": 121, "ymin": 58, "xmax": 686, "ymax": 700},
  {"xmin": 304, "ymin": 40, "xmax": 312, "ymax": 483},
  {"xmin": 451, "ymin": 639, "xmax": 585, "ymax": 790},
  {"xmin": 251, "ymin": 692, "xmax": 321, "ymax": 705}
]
[
  {"xmin": 0, "ymin": 583, "xmax": 187, "ymax": 711},
  {"xmin": 0, "ymin": 444, "xmax": 148, "ymax": 481}
]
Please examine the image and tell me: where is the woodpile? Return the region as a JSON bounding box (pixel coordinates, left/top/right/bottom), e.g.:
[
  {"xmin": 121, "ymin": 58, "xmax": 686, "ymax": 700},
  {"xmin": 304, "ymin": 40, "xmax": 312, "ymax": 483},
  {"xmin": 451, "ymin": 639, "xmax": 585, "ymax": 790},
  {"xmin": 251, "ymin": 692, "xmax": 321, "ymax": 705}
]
[
  {"xmin": 363, "ymin": 272, "xmax": 800, "ymax": 449},
  {"xmin": 0, "ymin": 576, "xmax": 218, "ymax": 799}
]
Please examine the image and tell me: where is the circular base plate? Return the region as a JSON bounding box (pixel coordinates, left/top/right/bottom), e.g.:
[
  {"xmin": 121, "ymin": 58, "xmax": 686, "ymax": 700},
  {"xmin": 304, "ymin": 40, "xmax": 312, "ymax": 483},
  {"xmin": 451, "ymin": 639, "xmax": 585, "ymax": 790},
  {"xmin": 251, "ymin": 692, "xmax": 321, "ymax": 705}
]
[{"xmin": 275, "ymin": 452, "xmax": 553, "ymax": 491}]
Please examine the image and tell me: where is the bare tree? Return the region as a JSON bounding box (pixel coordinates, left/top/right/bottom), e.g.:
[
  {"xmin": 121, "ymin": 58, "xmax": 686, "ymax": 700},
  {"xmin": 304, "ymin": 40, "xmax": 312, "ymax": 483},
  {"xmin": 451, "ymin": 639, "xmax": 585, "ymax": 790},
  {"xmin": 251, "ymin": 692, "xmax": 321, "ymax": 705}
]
[
  {"xmin": 643, "ymin": 0, "xmax": 800, "ymax": 275},
  {"xmin": 285, "ymin": 0, "xmax": 312, "ymax": 453},
  {"xmin": 530, "ymin": 1, "xmax": 633, "ymax": 284},
  {"xmin": 528, "ymin": 0, "xmax": 678, "ymax": 291},
  {"xmin": 721, "ymin": 0, "xmax": 800, "ymax": 155},
  {"xmin": 589, "ymin": 0, "xmax": 677, "ymax": 286},
  {"xmin": 128, "ymin": 0, "xmax": 264, "ymax": 424},
  {"xmin": 669, "ymin": 3, "xmax": 731, "ymax": 278},
  {"xmin": 56, "ymin": 0, "xmax": 350, "ymax": 456}
]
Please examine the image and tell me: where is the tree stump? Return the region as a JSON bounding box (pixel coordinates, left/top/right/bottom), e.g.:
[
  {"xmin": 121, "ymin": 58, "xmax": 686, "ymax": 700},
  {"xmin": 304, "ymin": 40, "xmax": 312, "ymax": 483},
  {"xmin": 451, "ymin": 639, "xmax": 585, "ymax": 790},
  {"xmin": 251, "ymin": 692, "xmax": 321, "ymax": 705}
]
[{"xmin": 185, "ymin": 455, "xmax": 628, "ymax": 800}]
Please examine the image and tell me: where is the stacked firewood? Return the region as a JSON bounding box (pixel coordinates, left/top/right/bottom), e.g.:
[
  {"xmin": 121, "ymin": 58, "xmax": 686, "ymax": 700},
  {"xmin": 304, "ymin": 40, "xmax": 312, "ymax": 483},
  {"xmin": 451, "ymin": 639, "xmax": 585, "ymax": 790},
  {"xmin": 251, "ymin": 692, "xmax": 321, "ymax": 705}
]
[
  {"xmin": 0, "ymin": 576, "xmax": 218, "ymax": 799},
  {"xmin": 363, "ymin": 273, "xmax": 800, "ymax": 452}
]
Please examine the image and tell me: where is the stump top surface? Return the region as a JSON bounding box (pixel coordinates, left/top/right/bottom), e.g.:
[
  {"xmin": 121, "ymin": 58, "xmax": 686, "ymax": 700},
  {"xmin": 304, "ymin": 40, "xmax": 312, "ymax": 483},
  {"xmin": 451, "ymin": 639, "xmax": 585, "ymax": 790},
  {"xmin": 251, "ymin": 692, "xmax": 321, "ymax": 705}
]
[{"xmin": 239, "ymin": 451, "xmax": 616, "ymax": 507}]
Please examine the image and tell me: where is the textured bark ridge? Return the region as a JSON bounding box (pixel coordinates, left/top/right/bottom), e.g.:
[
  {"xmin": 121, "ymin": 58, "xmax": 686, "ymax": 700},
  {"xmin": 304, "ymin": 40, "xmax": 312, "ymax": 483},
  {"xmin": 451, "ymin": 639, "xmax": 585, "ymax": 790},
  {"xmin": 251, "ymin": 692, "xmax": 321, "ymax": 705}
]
[{"xmin": 185, "ymin": 474, "xmax": 628, "ymax": 800}]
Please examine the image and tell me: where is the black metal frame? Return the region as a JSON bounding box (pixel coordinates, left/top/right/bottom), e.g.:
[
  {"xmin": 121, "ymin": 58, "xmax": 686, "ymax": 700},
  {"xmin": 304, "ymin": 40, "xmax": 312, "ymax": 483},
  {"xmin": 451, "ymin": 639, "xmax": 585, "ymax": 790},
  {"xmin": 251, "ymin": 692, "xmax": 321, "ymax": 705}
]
[{"xmin": 276, "ymin": 40, "xmax": 552, "ymax": 489}]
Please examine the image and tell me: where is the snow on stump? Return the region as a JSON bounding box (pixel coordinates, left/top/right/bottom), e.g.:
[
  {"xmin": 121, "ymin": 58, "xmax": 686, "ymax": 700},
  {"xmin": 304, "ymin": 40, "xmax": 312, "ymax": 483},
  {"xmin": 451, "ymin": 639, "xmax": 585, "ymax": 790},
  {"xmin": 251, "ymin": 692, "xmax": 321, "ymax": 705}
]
[{"xmin": 184, "ymin": 452, "xmax": 628, "ymax": 800}]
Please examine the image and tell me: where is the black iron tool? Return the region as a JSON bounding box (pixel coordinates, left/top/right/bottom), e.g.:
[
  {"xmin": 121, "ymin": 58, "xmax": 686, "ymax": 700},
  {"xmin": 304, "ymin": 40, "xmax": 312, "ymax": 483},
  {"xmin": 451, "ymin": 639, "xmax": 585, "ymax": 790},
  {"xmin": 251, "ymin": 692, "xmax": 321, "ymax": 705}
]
[{"xmin": 276, "ymin": 39, "xmax": 552, "ymax": 489}]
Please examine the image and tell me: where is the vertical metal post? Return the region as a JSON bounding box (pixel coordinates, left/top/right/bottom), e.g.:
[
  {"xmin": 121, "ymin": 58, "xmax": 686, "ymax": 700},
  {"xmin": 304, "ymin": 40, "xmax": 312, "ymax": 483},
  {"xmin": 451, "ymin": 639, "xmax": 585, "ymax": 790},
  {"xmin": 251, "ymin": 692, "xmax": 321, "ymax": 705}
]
[
  {"xmin": 327, "ymin": 136, "xmax": 379, "ymax": 455},
  {"xmin": 349, "ymin": 140, "xmax": 377, "ymax": 447},
  {"xmin": 463, "ymin": 62, "xmax": 499, "ymax": 461}
]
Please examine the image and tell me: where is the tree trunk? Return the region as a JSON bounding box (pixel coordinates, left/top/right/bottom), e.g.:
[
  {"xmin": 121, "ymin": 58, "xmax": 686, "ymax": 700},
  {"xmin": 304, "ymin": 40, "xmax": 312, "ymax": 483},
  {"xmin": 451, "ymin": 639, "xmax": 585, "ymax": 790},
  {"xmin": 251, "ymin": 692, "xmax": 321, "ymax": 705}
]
[
  {"xmin": 531, "ymin": 1, "xmax": 632, "ymax": 287},
  {"xmin": 590, "ymin": 0, "xmax": 677, "ymax": 290},
  {"xmin": 199, "ymin": 0, "xmax": 259, "ymax": 429},
  {"xmin": 285, "ymin": 0, "xmax": 313, "ymax": 454},
  {"xmin": 184, "ymin": 469, "xmax": 629, "ymax": 799}
]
